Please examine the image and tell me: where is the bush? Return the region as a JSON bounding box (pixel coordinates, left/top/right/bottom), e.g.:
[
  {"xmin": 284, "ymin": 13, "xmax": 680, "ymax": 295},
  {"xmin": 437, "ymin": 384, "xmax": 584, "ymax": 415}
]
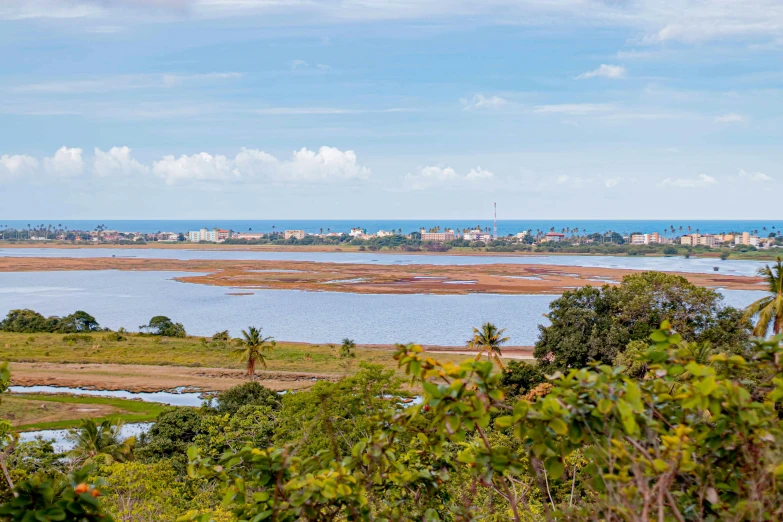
[
  {"xmin": 533, "ymin": 271, "xmax": 752, "ymax": 370},
  {"xmin": 62, "ymin": 334, "xmax": 93, "ymax": 344},
  {"xmin": 139, "ymin": 316, "xmax": 186, "ymax": 337},
  {"xmin": 104, "ymin": 331, "xmax": 125, "ymax": 342},
  {"xmin": 210, "ymin": 381, "xmax": 281, "ymax": 416}
]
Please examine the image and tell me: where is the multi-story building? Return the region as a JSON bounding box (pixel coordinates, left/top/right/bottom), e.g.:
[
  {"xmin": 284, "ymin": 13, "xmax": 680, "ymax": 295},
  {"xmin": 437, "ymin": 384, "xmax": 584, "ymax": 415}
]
[
  {"xmin": 544, "ymin": 232, "xmax": 566, "ymax": 243},
  {"xmin": 377, "ymin": 230, "xmax": 395, "ymax": 237},
  {"xmin": 420, "ymin": 228, "xmax": 456, "ymax": 242},
  {"xmin": 234, "ymin": 232, "xmax": 265, "ymax": 240},
  {"xmin": 680, "ymin": 234, "xmax": 699, "ymax": 246},
  {"xmin": 734, "ymin": 232, "xmax": 760, "ymax": 247},
  {"xmin": 463, "ymin": 229, "xmax": 493, "ymax": 242},
  {"xmin": 156, "ymin": 232, "xmax": 179, "ymax": 242},
  {"xmin": 349, "ymin": 227, "xmax": 365, "ymax": 237},
  {"xmin": 630, "ymin": 232, "xmax": 661, "ymax": 245},
  {"xmin": 187, "ymin": 228, "xmax": 227, "ymax": 243},
  {"xmin": 284, "ymin": 230, "xmax": 306, "ymax": 240}
]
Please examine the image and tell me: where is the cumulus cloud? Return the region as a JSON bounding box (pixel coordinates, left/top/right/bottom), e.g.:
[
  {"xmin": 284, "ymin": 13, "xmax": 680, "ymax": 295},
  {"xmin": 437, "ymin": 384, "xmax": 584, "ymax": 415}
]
[
  {"xmin": 714, "ymin": 113, "xmax": 747, "ymax": 124},
  {"xmin": 404, "ymin": 165, "xmax": 493, "ymax": 190},
  {"xmin": 153, "ymin": 146, "xmax": 370, "ymax": 185},
  {"xmin": 460, "ymin": 94, "xmax": 507, "ymax": 111},
  {"xmin": 43, "ymin": 146, "xmax": 84, "ymax": 176},
  {"xmin": 576, "ymin": 64, "xmax": 627, "ymax": 80},
  {"xmin": 0, "ymin": 154, "xmax": 38, "ymax": 180},
  {"xmin": 93, "ymin": 146, "xmax": 149, "ymax": 177},
  {"xmin": 739, "ymin": 168, "xmax": 773, "ymax": 182},
  {"xmin": 661, "ymin": 173, "xmax": 717, "ymax": 188}
]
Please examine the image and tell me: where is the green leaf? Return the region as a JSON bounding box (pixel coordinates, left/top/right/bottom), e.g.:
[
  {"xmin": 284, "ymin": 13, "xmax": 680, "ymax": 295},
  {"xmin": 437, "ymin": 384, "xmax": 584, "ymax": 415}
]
[
  {"xmin": 545, "ymin": 457, "xmax": 564, "ymax": 480},
  {"xmin": 652, "ymin": 459, "xmax": 669, "ymax": 472},
  {"xmin": 548, "ymin": 418, "xmax": 568, "ymax": 436},
  {"xmin": 597, "ymin": 399, "xmax": 613, "ymax": 415},
  {"xmin": 494, "ymin": 416, "xmax": 514, "ymax": 428}
]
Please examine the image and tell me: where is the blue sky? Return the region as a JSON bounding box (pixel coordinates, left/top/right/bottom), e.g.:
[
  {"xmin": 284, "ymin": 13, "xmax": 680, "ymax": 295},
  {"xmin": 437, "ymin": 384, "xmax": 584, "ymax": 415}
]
[{"xmin": 0, "ymin": 0, "xmax": 781, "ymax": 219}]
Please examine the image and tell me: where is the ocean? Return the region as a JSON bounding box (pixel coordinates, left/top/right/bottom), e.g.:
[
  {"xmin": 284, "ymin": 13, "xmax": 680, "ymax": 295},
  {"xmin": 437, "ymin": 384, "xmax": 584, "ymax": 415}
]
[{"xmin": 1, "ymin": 219, "xmax": 781, "ymax": 236}]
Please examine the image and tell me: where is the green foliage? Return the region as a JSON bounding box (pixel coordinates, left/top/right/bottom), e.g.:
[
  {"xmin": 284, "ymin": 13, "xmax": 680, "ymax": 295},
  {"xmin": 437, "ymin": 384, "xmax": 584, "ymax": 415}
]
[
  {"xmin": 0, "ymin": 309, "xmax": 101, "ymax": 334},
  {"xmin": 140, "ymin": 315, "xmax": 186, "ymax": 337},
  {"xmin": 66, "ymin": 418, "xmax": 135, "ymax": 466},
  {"xmin": 339, "ymin": 338, "xmax": 357, "ymax": 359},
  {"xmin": 534, "ymin": 271, "xmax": 751, "ymax": 369},
  {"xmin": 501, "ymin": 360, "xmax": 546, "ymax": 398},
  {"xmin": 743, "ymin": 256, "xmax": 783, "ymax": 337},
  {"xmin": 467, "ymin": 322, "xmax": 509, "ymax": 367},
  {"xmin": 194, "ymin": 405, "xmax": 278, "ymax": 461},
  {"xmin": 181, "ymin": 326, "xmax": 783, "ymax": 521},
  {"xmin": 62, "ymin": 334, "xmax": 93, "ymax": 344},
  {"xmin": 137, "ymin": 408, "xmax": 202, "ymax": 465},
  {"xmin": 209, "ymin": 381, "xmax": 281, "ymax": 416},
  {"xmin": 0, "ymin": 464, "xmax": 113, "ymax": 522},
  {"xmin": 231, "ymin": 326, "xmax": 275, "ymax": 378}
]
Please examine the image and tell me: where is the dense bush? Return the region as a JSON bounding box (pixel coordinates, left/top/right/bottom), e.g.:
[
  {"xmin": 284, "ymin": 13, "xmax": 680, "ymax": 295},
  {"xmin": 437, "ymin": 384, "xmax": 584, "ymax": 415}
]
[
  {"xmin": 533, "ymin": 271, "xmax": 751, "ymax": 370},
  {"xmin": 139, "ymin": 315, "xmax": 186, "ymax": 337},
  {"xmin": 0, "ymin": 309, "xmax": 100, "ymax": 334}
]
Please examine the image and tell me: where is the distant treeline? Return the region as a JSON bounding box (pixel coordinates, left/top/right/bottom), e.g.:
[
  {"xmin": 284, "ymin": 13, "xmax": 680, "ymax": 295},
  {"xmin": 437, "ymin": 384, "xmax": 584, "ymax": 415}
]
[{"xmin": 0, "ymin": 309, "xmax": 186, "ymax": 337}]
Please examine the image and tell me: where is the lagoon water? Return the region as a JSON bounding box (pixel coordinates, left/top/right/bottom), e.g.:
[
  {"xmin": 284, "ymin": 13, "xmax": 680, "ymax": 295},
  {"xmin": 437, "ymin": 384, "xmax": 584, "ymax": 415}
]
[
  {"xmin": 0, "ymin": 270, "xmax": 766, "ymax": 346},
  {"xmin": 0, "ymin": 247, "xmax": 771, "ymax": 277}
]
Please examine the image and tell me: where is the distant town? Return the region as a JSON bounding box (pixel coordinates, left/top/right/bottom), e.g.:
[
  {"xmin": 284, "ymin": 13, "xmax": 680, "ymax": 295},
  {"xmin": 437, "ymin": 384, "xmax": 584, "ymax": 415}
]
[{"xmin": 0, "ymin": 223, "xmax": 780, "ymax": 250}]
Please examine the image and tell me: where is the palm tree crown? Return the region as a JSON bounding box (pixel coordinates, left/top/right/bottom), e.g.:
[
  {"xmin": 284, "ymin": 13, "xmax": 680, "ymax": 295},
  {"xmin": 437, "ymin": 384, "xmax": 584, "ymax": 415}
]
[
  {"xmin": 232, "ymin": 326, "xmax": 276, "ymax": 379},
  {"xmin": 743, "ymin": 257, "xmax": 783, "ymax": 337},
  {"xmin": 66, "ymin": 418, "xmax": 134, "ymax": 465},
  {"xmin": 467, "ymin": 322, "xmax": 509, "ymax": 368}
]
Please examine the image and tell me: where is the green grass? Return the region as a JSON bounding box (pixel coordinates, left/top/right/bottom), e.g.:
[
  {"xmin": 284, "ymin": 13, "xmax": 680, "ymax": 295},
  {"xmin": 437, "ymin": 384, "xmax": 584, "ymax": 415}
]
[
  {"xmin": 0, "ymin": 332, "xmax": 468, "ymax": 375},
  {"xmin": 2, "ymin": 393, "xmax": 171, "ymax": 431}
]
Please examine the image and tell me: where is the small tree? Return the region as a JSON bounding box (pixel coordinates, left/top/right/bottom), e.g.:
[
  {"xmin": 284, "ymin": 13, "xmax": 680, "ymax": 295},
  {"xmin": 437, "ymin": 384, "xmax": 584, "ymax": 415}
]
[
  {"xmin": 232, "ymin": 326, "xmax": 275, "ymax": 380},
  {"xmin": 467, "ymin": 322, "xmax": 509, "ymax": 367},
  {"xmin": 338, "ymin": 338, "xmax": 357, "ymax": 375},
  {"xmin": 139, "ymin": 316, "xmax": 186, "ymax": 337}
]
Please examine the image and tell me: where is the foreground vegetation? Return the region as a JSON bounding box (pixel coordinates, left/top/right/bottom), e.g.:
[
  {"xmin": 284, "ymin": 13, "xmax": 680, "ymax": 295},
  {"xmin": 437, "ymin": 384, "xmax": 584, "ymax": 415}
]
[{"xmin": 0, "ymin": 264, "xmax": 781, "ymax": 520}]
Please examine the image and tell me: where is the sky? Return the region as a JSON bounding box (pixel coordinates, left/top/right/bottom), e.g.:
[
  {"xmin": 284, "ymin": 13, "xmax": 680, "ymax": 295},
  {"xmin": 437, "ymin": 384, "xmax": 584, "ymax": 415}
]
[{"xmin": 0, "ymin": 0, "xmax": 781, "ymax": 220}]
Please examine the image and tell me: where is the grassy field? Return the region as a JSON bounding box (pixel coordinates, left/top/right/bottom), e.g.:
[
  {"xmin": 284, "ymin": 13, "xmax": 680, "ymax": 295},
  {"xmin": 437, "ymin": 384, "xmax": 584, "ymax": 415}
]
[
  {"xmin": 1, "ymin": 393, "xmax": 170, "ymax": 431},
  {"xmin": 0, "ymin": 332, "xmax": 468, "ymax": 375}
]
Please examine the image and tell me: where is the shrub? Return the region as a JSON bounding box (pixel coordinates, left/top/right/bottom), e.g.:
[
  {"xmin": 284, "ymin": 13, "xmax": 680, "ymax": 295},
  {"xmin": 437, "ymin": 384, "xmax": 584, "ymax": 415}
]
[{"xmin": 62, "ymin": 334, "xmax": 93, "ymax": 344}]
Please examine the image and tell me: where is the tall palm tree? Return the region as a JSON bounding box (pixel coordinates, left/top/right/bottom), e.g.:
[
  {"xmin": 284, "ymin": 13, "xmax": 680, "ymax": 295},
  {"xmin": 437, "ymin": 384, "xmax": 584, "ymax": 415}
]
[
  {"xmin": 743, "ymin": 257, "xmax": 783, "ymax": 337},
  {"xmin": 467, "ymin": 322, "xmax": 509, "ymax": 368},
  {"xmin": 66, "ymin": 418, "xmax": 134, "ymax": 465},
  {"xmin": 232, "ymin": 326, "xmax": 276, "ymax": 379}
]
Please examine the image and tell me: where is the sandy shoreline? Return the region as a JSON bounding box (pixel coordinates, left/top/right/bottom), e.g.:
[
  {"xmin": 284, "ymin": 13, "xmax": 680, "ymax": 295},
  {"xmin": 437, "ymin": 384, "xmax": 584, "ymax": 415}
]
[{"xmin": 0, "ymin": 256, "xmax": 763, "ymax": 294}]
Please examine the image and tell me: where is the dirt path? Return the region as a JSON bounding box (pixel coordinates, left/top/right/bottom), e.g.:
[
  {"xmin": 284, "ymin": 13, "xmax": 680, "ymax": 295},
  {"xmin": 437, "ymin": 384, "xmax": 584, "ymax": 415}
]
[{"xmin": 9, "ymin": 362, "xmax": 338, "ymax": 392}]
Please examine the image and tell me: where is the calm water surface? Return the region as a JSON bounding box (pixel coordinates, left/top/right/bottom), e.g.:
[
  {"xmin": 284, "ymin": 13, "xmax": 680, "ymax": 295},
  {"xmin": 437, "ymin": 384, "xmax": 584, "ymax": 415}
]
[
  {"xmin": 0, "ymin": 271, "xmax": 765, "ymax": 346},
  {"xmin": 0, "ymin": 247, "xmax": 771, "ymax": 277}
]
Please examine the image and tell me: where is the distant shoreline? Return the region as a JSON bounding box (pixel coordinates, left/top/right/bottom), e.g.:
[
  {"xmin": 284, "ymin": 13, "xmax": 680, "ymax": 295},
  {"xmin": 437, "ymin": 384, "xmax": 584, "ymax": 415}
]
[{"xmin": 0, "ymin": 240, "xmax": 780, "ymax": 261}]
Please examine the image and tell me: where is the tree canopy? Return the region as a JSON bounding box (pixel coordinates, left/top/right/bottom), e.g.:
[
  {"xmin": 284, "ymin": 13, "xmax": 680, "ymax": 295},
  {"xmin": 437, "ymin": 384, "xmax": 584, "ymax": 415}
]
[{"xmin": 533, "ymin": 271, "xmax": 751, "ymax": 370}]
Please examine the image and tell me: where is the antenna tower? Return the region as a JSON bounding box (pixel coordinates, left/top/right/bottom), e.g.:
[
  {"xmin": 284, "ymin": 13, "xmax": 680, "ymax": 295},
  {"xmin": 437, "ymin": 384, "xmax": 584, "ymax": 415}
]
[{"xmin": 493, "ymin": 202, "xmax": 497, "ymax": 240}]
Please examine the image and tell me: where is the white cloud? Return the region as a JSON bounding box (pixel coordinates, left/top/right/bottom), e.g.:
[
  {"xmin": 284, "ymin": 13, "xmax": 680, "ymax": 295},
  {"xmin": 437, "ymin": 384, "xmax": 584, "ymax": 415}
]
[
  {"xmin": 460, "ymin": 94, "xmax": 507, "ymax": 111},
  {"xmin": 714, "ymin": 113, "xmax": 747, "ymax": 124},
  {"xmin": 739, "ymin": 168, "xmax": 773, "ymax": 182},
  {"xmin": 405, "ymin": 165, "xmax": 493, "ymax": 190},
  {"xmin": 0, "ymin": 154, "xmax": 38, "ymax": 180},
  {"xmin": 153, "ymin": 146, "xmax": 370, "ymax": 185},
  {"xmin": 316, "ymin": 64, "xmax": 332, "ymax": 70},
  {"xmin": 465, "ymin": 167, "xmax": 494, "ymax": 181},
  {"xmin": 554, "ymin": 175, "xmax": 590, "ymax": 188},
  {"xmin": 661, "ymin": 173, "xmax": 718, "ymax": 188},
  {"xmin": 290, "ymin": 60, "xmax": 308, "ymax": 70},
  {"xmin": 576, "ymin": 64, "xmax": 627, "ymax": 80},
  {"xmin": 153, "ymin": 152, "xmax": 237, "ymax": 185},
  {"xmin": 43, "ymin": 147, "xmax": 84, "ymax": 177},
  {"xmin": 93, "ymin": 146, "xmax": 149, "ymax": 177},
  {"xmin": 605, "ymin": 177, "xmax": 620, "ymax": 188}
]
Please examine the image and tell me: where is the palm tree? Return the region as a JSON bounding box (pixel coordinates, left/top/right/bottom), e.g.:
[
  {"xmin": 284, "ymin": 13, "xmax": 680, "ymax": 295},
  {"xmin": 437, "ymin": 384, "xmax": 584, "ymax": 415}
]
[
  {"xmin": 743, "ymin": 257, "xmax": 783, "ymax": 337},
  {"xmin": 467, "ymin": 322, "xmax": 509, "ymax": 368},
  {"xmin": 232, "ymin": 326, "xmax": 276, "ymax": 379},
  {"xmin": 66, "ymin": 418, "xmax": 134, "ymax": 465}
]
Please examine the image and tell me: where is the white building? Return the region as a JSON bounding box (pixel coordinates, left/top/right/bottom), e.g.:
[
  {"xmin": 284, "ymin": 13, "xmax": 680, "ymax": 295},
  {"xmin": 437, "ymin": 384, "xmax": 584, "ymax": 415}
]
[
  {"xmin": 516, "ymin": 231, "xmax": 528, "ymax": 239},
  {"xmin": 464, "ymin": 229, "xmax": 493, "ymax": 242},
  {"xmin": 349, "ymin": 227, "xmax": 365, "ymax": 237},
  {"xmin": 187, "ymin": 228, "xmax": 218, "ymax": 242},
  {"xmin": 630, "ymin": 233, "xmax": 661, "ymax": 245},
  {"xmin": 284, "ymin": 230, "xmax": 306, "ymax": 240},
  {"xmin": 377, "ymin": 230, "xmax": 395, "ymax": 237},
  {"xmin": 544, "ymin": 232, "xmax": 566, "ymax": 243}
]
